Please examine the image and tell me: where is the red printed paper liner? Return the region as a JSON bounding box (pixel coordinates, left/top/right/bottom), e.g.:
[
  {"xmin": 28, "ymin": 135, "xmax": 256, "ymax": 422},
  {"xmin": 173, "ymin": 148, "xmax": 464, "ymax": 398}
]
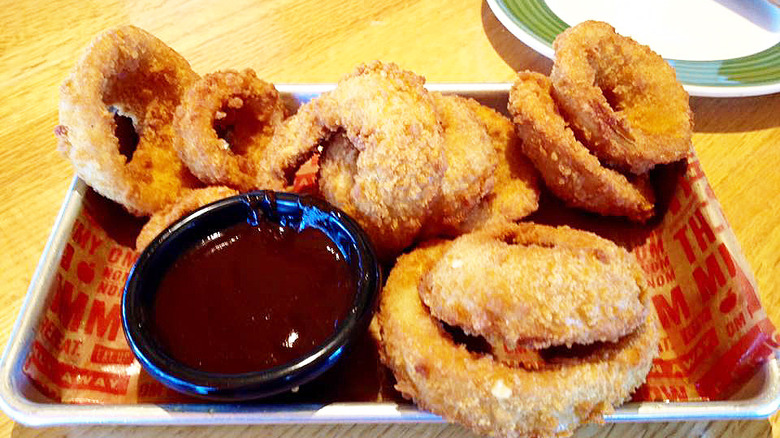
[
  {"xmin": 632, "ymin": 152, "xmax": 778, "ymax": 401},
  {"xmin": 21, "ymin": 151, "xmax": 778, "ymax": 405}
]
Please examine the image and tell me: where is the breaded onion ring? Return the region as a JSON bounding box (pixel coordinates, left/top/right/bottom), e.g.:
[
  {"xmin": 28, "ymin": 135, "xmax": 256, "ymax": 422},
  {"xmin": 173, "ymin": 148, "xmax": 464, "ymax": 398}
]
[
  {"xmin": 419, "ymin": 93, "xmax": 498, "ymax": 236},
  {"xmin": 455, "ymin": 99, "xmax": 540, "ymax": 232},
  {"xmin": 260, "ymin": 61, "xmax": 446, "ymax": 257},
  {"xmin": 551, "ymin": 21, "xmax": 693, "ymax": 174},
  {"xmin": 419, "ymin": 223, "xmax": 647, "ymax": 350},
  {"xmin": 136, "ymin": 186, "xmax": 238, "ymax": 250},
  {"xmin": 317, "ymin": 132, "xmax": 360, "ymax": 216},
  {"xmin": 173, "ymin": 69, "xmax": 287, "ymax": 191},
  {"xmin": 377, "ymin": 240, "xmax": 658, "ymax": 438},
  {"xmin": 56, "ymin": 25, "xmax": 200, "ymax": 216},
  {"xmin": 509, "ymin": 71, "xmax": 655, "ymax": 222}
]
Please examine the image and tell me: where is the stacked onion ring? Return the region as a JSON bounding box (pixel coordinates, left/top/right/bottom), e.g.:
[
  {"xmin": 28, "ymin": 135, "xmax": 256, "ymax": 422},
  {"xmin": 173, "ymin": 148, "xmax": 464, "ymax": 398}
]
[
  {"xmin": 375, "ymin": 223, "xmax": 658, "ymax": 438},
  {"xmin": 56, "ymin": 26, "xmax": 201, "ymax": 216},
  {"xmin": 173, "ymin": 69, "xmax": 287, "ymax": 192},
  {"xmin": 508, "ymin": 21, "xmax": 692, "ymax": 222},
  {"xmin": 257, "ymin": 61, "xmax": 539, "ymax": 259}
]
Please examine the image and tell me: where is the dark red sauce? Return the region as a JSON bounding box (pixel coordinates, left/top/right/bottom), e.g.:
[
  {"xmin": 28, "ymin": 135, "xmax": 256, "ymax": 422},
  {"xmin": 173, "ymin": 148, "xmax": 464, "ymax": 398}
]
[{"xmin": 151, "ymin": 221, "xmax": 355, "ymax": 374}]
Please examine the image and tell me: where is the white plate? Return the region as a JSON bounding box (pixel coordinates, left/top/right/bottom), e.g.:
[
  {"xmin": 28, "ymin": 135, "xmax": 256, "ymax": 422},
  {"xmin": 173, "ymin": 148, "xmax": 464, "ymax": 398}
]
[{"xmin": 487, "ymin": 0, "xmax": 780, "ymax": 97}]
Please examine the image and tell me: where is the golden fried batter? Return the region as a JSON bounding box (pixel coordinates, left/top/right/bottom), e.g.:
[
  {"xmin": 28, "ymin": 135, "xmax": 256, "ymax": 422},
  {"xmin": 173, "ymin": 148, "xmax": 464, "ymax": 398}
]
[
  {"xmin": 456, "ymin": 98, "xmax": 540, "ymax": 231},
  {"xmin": 551, "ymin": 21, "xmax": 693, "ymax": 174},
  {"xmin": 259, "ymin": 61, "xmax": 446, "ymax": 257},
  {"xmin": 135, "ymin": 186, "xmax": 238, "ymax": 250},
  {"xmin": 173, "ymin": 69, "xmax": 287, "ymax": 191},
  {"xmin": 56, "ymin": 25, "xmax": 200, "ymax": 216},
  {"xmin": 420, "ymin": 93, "xmax": 497, "ymax": 236},
  {"xmin": 318, "ymin": 132, "xmax": 359, "ymax": 214},
  {"xmin": 377, "ymin": 239, "xmax": 658, "ymax": 438},
  {"xmin": 419, "ymin": 223, "xmax": 647, "ymax": 350},
  {"xmin": 509, "ymin": 71, "xmax": 655, "ymax": 222}
]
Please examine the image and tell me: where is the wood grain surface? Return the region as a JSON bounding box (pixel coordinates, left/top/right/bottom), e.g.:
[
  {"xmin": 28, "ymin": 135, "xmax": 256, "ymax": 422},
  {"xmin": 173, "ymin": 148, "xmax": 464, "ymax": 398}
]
[{"xmin": 0, "ymin": 1, "xmax": 778, "ymax": 437}]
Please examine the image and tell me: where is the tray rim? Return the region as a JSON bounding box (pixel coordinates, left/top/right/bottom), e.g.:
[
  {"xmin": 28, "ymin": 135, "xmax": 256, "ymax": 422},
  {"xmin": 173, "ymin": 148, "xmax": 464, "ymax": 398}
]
[{"xmin": 2, "ymin": 83, "xmax": 780, "ymax": 427}]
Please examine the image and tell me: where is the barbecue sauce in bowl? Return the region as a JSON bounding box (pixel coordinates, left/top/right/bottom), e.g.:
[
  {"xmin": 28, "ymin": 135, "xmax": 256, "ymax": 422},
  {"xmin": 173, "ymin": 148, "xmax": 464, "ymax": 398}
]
[
  {"xmin": 122, "ymin": 191, "xmax": 380, "ymax": 401},
  {"xmin": 152, "ymin": 221, "xmax": 355, "ymax": 374}
]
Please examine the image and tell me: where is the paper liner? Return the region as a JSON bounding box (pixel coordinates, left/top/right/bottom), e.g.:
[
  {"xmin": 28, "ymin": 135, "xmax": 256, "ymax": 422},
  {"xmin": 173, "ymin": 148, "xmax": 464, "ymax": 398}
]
[
  {"xmin": 21, "ymin": 151, "xmax": 777, "ymax": 404},
  {"xmin": 631, "ymin": 152, "xmax": 777, "ymax": 401}
]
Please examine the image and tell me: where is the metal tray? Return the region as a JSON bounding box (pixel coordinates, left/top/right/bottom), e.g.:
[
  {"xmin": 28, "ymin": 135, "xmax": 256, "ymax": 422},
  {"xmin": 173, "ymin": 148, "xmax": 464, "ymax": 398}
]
[{"xmin": 2, "ymin": 84, "xmax": 779, "ymax": 426}]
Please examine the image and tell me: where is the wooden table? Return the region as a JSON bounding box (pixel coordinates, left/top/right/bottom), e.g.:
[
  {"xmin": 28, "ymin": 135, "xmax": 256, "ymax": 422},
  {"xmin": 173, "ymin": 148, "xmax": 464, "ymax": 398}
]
[{"xmin": 1, "ymin": 1, "xmax": 778, "ymax": 437}]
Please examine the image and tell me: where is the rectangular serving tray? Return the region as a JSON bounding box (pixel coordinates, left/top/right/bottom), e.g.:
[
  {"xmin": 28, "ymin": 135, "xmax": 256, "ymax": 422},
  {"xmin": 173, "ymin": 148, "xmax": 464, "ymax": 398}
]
[{"xmin": 1, "ymin": 84, "xmax": 779, "ymax": 426}]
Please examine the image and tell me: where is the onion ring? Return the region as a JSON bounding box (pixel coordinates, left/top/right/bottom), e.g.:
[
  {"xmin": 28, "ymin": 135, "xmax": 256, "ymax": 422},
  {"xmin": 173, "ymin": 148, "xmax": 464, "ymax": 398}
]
[
  {"xmin": 509, "ymin": 71, "xmax": 656, "ymax": 222},
  {"xmin": 260, "ymin": 61, "xmax": 446, "ymax": 257},
  {"xmin": 419, "ymin": 223, "xmax": 647, "ymax": 350},
  {"xmin": 551, "ymin": 21, "xmax": 693, "ymax": 174},
  {"xmin": 419, "ymin": 93, "xmax": 498, "ymax": 236},
  {"xmin": 173, "ymin": 69, "xmax": 287, "ymax": 191},
  {"xmin": 136, "ymin": 186, "xmax": 238, "ymax": 250},
  {"xmin": 56, "ymin": 25, "xmax": 200, "ymax": 216},
  {"xmin": 317, "ymin": 132, "xmax": 360, "ymax": 216},
  {"xmin": 376, "ymin": 239, "xmax": 658, "ymax": 438},
  {"xmin": 455, "ymin": 98, "xmax": 540, "ymax": 232}
]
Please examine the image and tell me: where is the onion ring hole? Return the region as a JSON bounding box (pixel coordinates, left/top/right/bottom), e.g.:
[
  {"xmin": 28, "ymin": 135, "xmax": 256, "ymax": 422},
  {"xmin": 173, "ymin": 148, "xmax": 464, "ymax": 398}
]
[
  {"xmin": 111, "ymin": 108, "xmax": 139, "ymax": 161},
  {"xmin": 213, "ymin": 97, "xmax": 272, "ymax": 156}
]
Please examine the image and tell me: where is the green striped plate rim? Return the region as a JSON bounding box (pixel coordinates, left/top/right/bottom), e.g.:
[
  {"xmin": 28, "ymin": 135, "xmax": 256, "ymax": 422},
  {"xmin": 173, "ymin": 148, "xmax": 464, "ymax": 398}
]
[{"xmin": 489, "ymin": 0, "xmax": 780, "ymax": 96}]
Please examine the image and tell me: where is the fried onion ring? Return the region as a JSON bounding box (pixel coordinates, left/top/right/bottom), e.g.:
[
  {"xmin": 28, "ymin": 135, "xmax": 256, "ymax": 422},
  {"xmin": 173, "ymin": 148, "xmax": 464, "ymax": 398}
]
[
  {"xmin": 455, "ymin": 98, "xmax": 540, "ymax": 232},
  {"xmin": 419, "ymin": 223, "xmax": 647, "ymax": 350},
  {"xmin": 56, "ymin": 25, "xmax": 200, "ymax": 216},
  {"xmin": 260, "ymin": 61, "xmax": 446, "ymax": 257},
  {"xmin": 376, "ymin": 240, "xmax": 658, "ymax": 438},
  {"xmin": 509, "ymin": 71, "xmax": 655, "ymax": 222},
  {"xmin": 315, "ymin": 132, "xmax": 410, "ymax": 249},
  {"xmin": 551, "ymin": 21, "xmax": 693, "ymax": 174},
  {"xmin": 136, "ymin": 186, "xmax": 238, "ymax": 250},
  {"xmin": 173, "ymin": 69, "xmax": 287, "ymax": 191},
  {"xmin": 419, "ymin": 93, "xmax": 497, "ymax": 236},
  {"xmin": 318, "ymin": 131, "xmax": 359, "ymax": 214}
]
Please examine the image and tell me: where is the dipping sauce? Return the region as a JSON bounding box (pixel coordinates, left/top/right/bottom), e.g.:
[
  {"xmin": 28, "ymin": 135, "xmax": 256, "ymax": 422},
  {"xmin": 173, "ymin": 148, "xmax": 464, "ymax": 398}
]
[{"xmin": 151, "ymin": 220, "xmax": 355, "ymax": 374}]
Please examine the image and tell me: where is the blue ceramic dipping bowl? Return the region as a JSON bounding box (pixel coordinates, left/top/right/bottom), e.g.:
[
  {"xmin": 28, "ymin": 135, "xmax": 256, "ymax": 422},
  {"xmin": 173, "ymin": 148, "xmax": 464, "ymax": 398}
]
[{"xmin": 122, "ymin": 191, "xmax": 381, "ymax": 401}]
